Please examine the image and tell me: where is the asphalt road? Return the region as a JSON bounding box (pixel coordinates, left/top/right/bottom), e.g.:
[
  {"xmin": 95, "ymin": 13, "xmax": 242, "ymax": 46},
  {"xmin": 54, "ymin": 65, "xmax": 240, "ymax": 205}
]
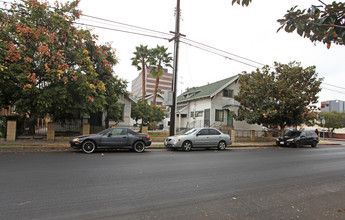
[{"xmin": 1, "ymin": 145, "xmax": 345, "ymax": 220}]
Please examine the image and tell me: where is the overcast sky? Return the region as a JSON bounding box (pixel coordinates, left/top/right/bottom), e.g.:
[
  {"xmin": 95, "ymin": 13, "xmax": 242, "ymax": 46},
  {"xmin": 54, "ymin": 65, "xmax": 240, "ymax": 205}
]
[{"xmin": 50, "ymin": 0, "xmax": 345, "ymax": 102}]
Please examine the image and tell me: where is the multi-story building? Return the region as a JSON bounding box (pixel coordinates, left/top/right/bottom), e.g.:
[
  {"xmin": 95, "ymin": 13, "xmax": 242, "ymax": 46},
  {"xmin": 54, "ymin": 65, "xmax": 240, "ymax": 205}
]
[
  {"xmin": 321, "ymin": 100, "xmax": 345, "ymax": 112},
  {"xmin": 131, "ymin": 66, "xmax": 173, "ymax": 100}
]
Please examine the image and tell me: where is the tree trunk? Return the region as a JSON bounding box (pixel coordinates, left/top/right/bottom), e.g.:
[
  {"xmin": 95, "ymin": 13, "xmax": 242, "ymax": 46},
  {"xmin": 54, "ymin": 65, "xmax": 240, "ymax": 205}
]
[
  {"xmin": 141, "ymin": 63, "xmax": 146, "ymax": 104},
  {"xmin": 152, "ymin": 76, "xmax": 160, "ymax": 106},
  {"xmin": 279, "ymin": 123, "xmax": 285, "ymax": 138},
  {"xmin": 152, "ymin": 66, "xmax": 161, "ymax": 106}
]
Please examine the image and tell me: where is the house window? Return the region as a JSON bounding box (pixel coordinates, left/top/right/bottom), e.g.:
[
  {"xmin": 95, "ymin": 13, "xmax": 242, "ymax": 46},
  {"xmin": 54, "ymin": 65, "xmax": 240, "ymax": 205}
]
[
  {"xmin": 195, "ymin": 111, "xmax": 203, "ymax": 117},
  {"xmin": 190, "ymin": 111, "xmax": 195, "ymax": 118},
  {"xmin": 223, "ymin": 89, "xmax": 234, "ymax": 98},
  {"xmin": 215, "ymin": 109, "xmax": 224, "ymax": 121}
]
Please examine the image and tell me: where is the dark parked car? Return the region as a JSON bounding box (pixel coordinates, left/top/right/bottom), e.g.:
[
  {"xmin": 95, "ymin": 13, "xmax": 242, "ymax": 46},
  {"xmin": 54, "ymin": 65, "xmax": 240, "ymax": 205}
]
[
  {"xmin": 164, "ymin": 128, "xmax": 232, "ymax": 151},
  {"xmin": 70, "ymin": 127, "xmax": 151, "ymax": 153},
  {"xmin": 276, "ymin": 130, "xmax": 319, "ymax": 148}
]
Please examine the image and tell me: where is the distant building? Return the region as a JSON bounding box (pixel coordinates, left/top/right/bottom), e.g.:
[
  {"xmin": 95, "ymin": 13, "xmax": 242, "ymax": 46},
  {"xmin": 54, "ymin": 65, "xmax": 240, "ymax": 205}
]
[
  {"xmin": 131, "ymin": 66, "xmax": 173, "ymax": 99},
  {"xmin": 321, "ymin": 100, "xmax": 345, "ymax": 112}
]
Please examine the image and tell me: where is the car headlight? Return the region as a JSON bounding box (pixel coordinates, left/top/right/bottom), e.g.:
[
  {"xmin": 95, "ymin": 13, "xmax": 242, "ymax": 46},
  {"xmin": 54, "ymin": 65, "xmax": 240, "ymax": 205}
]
[
  {"xmin": 287, "ymin": 138, "xmax": 294, "ymax": 142},
  {"xmin": 72, "ymin": 138, "xmax": 80, "ymax": 142}
]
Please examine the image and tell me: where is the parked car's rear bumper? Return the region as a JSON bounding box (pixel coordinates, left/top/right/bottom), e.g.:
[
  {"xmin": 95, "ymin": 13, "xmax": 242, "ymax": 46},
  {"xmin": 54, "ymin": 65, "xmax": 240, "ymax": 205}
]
[{"xmin": 144, "ymin": 140, "xmax": 152, "ymax": 146}]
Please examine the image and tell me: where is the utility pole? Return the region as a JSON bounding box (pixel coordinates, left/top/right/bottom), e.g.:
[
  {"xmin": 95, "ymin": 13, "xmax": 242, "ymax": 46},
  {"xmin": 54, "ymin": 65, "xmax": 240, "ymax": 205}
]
[{"xmin": 169, "ymin": 0, "xmax": 183, "ymax": 136}]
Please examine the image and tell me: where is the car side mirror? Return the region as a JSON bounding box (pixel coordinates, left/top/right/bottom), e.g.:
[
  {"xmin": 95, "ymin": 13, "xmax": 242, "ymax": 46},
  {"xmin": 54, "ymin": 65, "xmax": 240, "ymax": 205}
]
[{"xmin": 108, "ymin": 133, "xmax": 112, "ymax": 137}]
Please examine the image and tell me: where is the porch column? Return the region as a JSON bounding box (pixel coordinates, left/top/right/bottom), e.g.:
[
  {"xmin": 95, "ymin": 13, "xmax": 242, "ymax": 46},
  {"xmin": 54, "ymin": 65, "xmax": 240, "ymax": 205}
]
[
  {"xmin": 250, "ymin": 130, "xmax": 255, "ymax": 141},
  {"xmin": 142, "ymin": 126, "xmax": 148, "ymax": 134},
  {"xmin": 231, "ymin": 129, "xmax": 236, "ymax": 143},
  {"xmin": 83, "ymin": 123, "xmax": 90, "ymax": 135},
  {"xmin": 6, "ymin": 120, "xmax": 16, "ymax": 142},
  {"xmin": 268, "ymin": 131, "xmax": 273, "ymax": 138},
  {"xmin": 47, "ymin": 122, "xmax": 55, "ymax": 141}
]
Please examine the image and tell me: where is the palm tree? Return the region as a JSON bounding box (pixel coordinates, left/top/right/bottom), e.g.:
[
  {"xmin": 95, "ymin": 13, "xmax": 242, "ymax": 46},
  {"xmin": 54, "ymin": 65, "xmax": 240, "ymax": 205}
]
[
  {"xmin": 149, "ymin": 45, "xmax": 173, "ymax": 106},
  {"xmin": 131, "ymin": 45, "xmax": 151, "ymax": 103}
]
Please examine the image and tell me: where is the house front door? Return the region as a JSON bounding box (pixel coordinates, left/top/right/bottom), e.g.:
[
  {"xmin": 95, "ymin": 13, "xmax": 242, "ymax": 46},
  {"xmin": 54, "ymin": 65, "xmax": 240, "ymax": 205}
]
[
  {"xmin": 204, "ymin": 109, "xmax": 210, "ymax": 127},
  {"xmin": 227, "ymin": 110, "xmax": 233, "ymax": 126}
]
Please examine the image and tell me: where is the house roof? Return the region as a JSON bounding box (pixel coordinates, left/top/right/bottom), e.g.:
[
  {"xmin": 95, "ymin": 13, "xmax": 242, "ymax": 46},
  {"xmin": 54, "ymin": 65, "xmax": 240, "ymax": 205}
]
[
  {"xmin": 176, "ymin": 104, "xmax": 188, "ymax": 113},
  {"xmin": 177, "ymin": 75, "xmax": 239, "ymax": 103},
  {"xmin": 131, "ymin": 93, "xmax": 164, "ymax": 103}
]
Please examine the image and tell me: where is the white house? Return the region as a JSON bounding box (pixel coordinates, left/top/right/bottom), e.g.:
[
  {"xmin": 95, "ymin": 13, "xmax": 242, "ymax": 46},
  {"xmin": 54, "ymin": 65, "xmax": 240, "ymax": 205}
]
[
  {"xmin": 174, "ymin": 75, "xmax": 262, "ymax": 132},
  {"xmin": 102, "ymin": 94, "xmax": 136, "ymax": 128}
]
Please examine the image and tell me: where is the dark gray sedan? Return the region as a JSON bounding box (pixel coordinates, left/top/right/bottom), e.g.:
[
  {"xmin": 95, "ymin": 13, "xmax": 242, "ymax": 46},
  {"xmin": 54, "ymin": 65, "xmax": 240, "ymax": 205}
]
[
  {"xmin": 70, "ymin": 127, "xmax": 151, "ymax": 153},
  {"xmin": 164, "ymin": 128, "xmax": 232, "ymax": 151}
]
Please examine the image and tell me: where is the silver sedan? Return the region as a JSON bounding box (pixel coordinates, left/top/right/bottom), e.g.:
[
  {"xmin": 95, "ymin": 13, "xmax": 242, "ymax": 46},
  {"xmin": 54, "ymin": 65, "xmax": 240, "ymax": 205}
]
[{"xmin": 164, "ymin": 128, "xmax": 232, "ymax": 151}]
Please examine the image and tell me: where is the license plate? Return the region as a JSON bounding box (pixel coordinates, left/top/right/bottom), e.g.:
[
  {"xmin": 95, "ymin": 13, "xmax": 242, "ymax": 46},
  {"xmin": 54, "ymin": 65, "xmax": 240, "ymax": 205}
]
[{"xmin": 280, "ymin": 142, "xmax": 284, "ymax": 145}]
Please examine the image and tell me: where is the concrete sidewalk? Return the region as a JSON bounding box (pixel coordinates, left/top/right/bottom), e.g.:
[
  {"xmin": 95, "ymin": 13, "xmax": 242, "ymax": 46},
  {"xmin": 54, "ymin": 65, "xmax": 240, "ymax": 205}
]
[{"xmin": 0, "ymin": 138, "xmax": 339, "ymax": 152}]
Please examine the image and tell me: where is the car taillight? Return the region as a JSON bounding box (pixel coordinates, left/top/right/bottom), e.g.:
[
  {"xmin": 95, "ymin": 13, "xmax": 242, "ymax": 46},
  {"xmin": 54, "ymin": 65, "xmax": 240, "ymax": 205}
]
[{"xmin": 146, "ymin": 135, "xmax": 150, "ymax": 140}]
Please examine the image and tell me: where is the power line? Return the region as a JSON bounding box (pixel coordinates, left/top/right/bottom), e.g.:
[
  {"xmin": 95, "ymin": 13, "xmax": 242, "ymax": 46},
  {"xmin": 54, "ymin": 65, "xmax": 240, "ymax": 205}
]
[
  {"xmin": 181, "ymin": 37, "xmax": 266, "ymax": 67},
  {"xmin": 321, "ymin": 87, "xmax": 345, "ymax": 95},
  {"xmin": 180, "ymin": 39, "xmax": 261, "ymax": 69},
  {"xmin": 75, "ymin": 16, "xmax": 262, "ymax": 69},
  {"xmin": 77, "ymin": 12, "xmax": 264, "ymax": 69},
  {"xmin": 73, "ymin": 22, "xmax": 171, "ymax": 41},
  {"xmin": 81, "ymin": 14, "xmax": 174, "ymax": 38},
  {"xmin": 323, "ymin": 82, "xmax": 345, "ymax": 90},
  {"xmin": 2, "ymin": 0, "xmax": 344, "ymax": 94}
]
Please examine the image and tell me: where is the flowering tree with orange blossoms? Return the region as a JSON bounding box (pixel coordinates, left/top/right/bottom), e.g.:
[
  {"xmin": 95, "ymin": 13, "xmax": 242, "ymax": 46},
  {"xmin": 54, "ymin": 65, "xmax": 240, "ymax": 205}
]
[{"xmin": 0, "ymin": 0, "xmax": 126, "ymax": 130}]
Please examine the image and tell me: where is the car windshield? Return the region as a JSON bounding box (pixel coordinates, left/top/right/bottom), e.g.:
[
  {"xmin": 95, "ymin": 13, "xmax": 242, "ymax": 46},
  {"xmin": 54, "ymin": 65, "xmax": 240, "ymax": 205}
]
[
  {"xmin": 284, "ymin": 131, "xmax": 301, "ymax": 137},
  {"xmin": 97, "ymin": 128, "xmax": 113, "ymax": 135},
  {"xmin": 183, "ymin": 129, "xmax": 198, "ymax": 135}
]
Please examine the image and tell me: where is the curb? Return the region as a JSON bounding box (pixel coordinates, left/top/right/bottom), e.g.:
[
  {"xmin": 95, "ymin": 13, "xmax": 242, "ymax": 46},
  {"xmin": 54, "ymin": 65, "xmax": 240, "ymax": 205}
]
[{"xmin": 0, "ymin": 141, "xmax": 340, "ymax": 152}]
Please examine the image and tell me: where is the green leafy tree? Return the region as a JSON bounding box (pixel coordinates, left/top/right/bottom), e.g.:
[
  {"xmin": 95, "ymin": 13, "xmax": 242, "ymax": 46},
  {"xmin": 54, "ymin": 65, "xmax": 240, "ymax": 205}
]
[
  {"xmin": 278, "ymin": 1, "xmax": 345, "ymax": 48},
  {"xmin": 149, "ymin": 45, "xmax": 173, "ymax": 106},
  {"xmin": 319, "ymin": 111, "xmax": 345, "ymax": 136},
  {"xmin": 131, "ymin": 100, "xmax": 152, "ymax": 125},
  {"xmin": 131, "ymin": 45, "xmax": 151, "ymax": 103},
  {"xmin": 131, "ymin": 99, "xmax": 165, "ymax": 126},
  {"xmin": 151, "ymin": 105, "xmax": 165, "ymax": 123},
  {"xmin": 231, "ymin": 0, "xmax": 252, "ymax": 7},
  {"xmin": 233, "ymin": 61, "xmax": 323, "ymax": 135},
  {"xmin": 232, "ymin": 0, "xmax": 345, "ymax": 48}
]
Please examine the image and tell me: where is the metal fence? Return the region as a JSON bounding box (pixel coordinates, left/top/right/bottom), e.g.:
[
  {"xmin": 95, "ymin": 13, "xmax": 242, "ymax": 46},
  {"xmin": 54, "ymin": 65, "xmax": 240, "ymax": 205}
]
[
  {"xmin": 236, "ymin": 130, "xmax": 251, "ymax": 138},
  {"xmin": 55, "ymin": 119, "xmax": 82, "ymax": 136}
]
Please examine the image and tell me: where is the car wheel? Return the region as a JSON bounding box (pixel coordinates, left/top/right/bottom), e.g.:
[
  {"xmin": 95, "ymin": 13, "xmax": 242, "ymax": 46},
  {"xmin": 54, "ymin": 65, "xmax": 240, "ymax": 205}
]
[
  {"xmin": 133, "ymin": 141, "xmax": 145, "ymax": 153},
  {"xmin": 182, "ymin": 141, "xmax": 192, "ymax": 151},
  {"xmin": 82, "ymin": 140, "xmax": 96, "ymax": 154},
  {"xmin": 217, "ymin": 141, "xmax": 226, "ymax": 150},
  {"xmin": 311, "ymin": 141, "xmax": 317, "ymax": 148}
]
